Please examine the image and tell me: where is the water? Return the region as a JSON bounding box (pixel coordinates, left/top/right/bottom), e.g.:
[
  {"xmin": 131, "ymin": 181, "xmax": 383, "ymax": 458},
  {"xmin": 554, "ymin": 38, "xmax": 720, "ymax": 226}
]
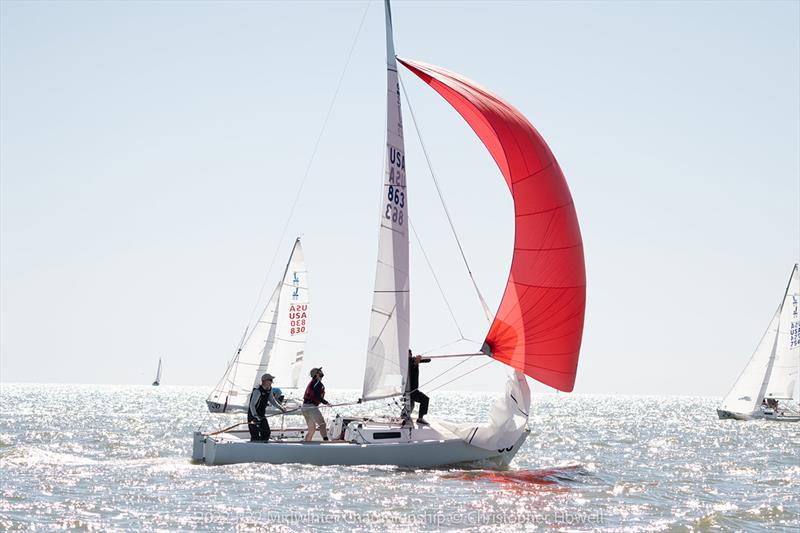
[{"xmin": 1, "ymin": 384, "xmax": 798, "ymax": 531}]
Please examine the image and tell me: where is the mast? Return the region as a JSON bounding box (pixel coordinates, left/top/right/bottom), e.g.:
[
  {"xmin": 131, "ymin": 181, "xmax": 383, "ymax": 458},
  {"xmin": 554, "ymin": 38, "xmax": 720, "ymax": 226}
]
[{"xmin": 362, "ymin": 0, "xmax": 410, "ymax": 400}]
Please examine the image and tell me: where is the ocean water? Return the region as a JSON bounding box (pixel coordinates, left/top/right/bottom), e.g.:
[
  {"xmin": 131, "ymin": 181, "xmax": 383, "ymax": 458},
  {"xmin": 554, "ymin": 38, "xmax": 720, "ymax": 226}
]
[{"xmin": 0, "ymin": 384, "xmax": 798, "ymax": 532}]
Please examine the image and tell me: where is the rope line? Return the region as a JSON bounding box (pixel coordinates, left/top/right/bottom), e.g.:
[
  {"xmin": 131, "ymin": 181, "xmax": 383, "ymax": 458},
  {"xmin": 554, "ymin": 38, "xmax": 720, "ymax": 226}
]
[{"xmin": 409, "ymin": 221, "xmax": 465, "ymax": 339}]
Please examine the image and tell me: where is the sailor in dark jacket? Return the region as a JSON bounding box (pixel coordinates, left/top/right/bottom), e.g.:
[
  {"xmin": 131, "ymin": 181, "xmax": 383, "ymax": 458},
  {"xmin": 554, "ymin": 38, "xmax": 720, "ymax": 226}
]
[
  {"xmin": 405, "ymin": 349, "xmax": 431, "ymax": 424},
  {"xmin": 248, "ymin": 373, "xmax": 285, "ymax": 441}
]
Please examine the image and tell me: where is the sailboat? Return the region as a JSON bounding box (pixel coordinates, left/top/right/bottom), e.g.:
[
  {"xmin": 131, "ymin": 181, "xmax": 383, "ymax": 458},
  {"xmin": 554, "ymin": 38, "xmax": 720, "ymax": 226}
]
[
  {"xmin": 717, "ymin": 264, "xmax": 800, "ymax": 422},
  {"xmin": 192, "ymin": 0, "xmax": 586, "ymax": 467},
  {"xmin": 152, "ymin": 357, "xmax": 162, "ymax": 386},
  {"xmin": 205, "ymin": 238, "xmax": 309, "ymax": 413}
]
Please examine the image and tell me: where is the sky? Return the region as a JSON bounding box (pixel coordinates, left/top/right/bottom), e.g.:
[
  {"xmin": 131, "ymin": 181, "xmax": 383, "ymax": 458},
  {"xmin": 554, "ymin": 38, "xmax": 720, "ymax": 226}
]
[{"xmin": 1, "ymin": 0, "xmax": 798, "ymax": 397}]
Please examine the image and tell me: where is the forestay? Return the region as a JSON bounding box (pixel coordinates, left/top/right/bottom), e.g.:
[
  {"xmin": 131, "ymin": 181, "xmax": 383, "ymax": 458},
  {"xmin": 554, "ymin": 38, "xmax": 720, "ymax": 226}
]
[{"xmin": 362, "ymin": 0, "xmax": 410, "ymax": 401}]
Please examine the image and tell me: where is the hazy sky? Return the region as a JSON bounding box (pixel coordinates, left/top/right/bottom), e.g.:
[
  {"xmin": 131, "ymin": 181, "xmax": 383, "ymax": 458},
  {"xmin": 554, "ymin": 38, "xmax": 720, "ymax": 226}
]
[{"xmin": 1, "ymin": 0, "xmax": 798, "ymax": 397}]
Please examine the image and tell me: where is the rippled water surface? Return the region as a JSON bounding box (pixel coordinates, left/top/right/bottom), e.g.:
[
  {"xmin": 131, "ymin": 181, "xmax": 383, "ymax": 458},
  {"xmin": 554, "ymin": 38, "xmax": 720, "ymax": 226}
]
[{"xmin": 1, "ymin": 384, "xmax": 798, "ymax": 531}]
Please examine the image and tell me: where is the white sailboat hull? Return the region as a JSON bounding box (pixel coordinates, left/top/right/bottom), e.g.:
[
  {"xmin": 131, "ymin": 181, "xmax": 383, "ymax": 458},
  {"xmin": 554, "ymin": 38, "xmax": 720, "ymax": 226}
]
[
  {"xmin": 716, "ymin": 409, "xmax": 761, "ymax": 421},
  {"xmin": 193, "ymin": 422, "xmax": 528, "ymax": 469},
  {"xmin": 764, "ymin": 413, "xmax": 800, "ymax": 422},
  {"xmin": 716, "ymin": 407, "xmax": 800, "ymax": 422}
]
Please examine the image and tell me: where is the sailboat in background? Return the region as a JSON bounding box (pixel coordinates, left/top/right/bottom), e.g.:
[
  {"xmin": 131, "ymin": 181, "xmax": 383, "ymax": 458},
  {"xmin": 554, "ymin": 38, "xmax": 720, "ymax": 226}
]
[
  {"xmin": 206, "ymin": 238, "xmax": 309, "ymax": 413},
  {"xmin": 152, "ymin": 357, "xmax": 162, "ymax": 386},
  {"xmin": 718, "ymin": 264, "xmax": 800, "ymax": 422},
  {"xmin": 193, "ymin": 0, "xmax": 586, "ymax": 467}
]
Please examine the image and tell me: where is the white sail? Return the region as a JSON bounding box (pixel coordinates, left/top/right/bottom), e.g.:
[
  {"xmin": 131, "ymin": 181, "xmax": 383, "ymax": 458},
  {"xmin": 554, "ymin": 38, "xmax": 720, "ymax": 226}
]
[
  {"xmin": 362, "ymin": 0, "xmax": 410, "ymax": 401},
  {"xmin": 719, "ymin": 307, "xmax": 780, "ymax": 416},
  {"xmin": 440, "ymin": 371, "xmax": 531, "ymax": 451},
  {"xmin": 764, "ymin": 264, "xmax": 800, "ymax": 400},
  {"xmin": 152, "ymin": 357, "xmax": 162, "ymax": 386},
  {"xmin": 206, "ymin": 238, "xmax": 308, "ymax": 412},
  {"xmin": 264, "ymin": 239, "xmax": 309, "ymax": 389}
]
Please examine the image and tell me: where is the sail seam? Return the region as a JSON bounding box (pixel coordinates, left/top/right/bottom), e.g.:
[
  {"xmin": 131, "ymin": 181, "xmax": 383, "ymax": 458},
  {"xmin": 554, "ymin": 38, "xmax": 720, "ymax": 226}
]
[
  {"xmin": 515, "ymin": 201, "xmax": 573, "ymax": 218},
  {"xmin": 515, "ymin": 244, "xmax": 581, "ymax": 252}
]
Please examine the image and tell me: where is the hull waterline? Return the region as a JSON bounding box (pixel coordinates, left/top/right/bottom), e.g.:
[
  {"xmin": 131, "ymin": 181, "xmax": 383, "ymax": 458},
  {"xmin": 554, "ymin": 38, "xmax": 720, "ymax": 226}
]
[{"xmin": 193, "ymin": 423, "xmax": 529, "ymax": 469}]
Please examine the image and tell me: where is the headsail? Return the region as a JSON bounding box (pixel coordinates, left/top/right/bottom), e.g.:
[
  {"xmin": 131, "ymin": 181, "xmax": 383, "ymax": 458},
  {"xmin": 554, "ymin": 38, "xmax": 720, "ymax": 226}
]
[
  {"xmin": 362, "ymin": 0, "xmax": 410, "ymax": 401},
  {"xmin": 719, "ymin": 306, "xmax": 781, "ymax": 416},
  {"xmin": 398, "ymin": 59, "xmax": 586, "ymax": 392},
  {"xmin": 206, "ymin": 238, "xmax": 309, "ymax": 412},
  {"xmin": 764, "ymin": 263, "xmax": 800, "ymax": 401}
]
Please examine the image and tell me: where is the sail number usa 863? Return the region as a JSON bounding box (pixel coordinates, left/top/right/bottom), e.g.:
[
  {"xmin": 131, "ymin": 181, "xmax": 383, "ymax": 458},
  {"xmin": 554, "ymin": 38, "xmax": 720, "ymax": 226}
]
[{"xmin": 385, "ymin": 147, "xmax": 406, "ymax": 225}]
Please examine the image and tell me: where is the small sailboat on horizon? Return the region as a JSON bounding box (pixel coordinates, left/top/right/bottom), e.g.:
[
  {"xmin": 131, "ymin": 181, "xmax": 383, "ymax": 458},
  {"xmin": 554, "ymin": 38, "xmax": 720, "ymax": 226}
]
[
  {"xmin": 717, "ymin": 264, "xmax": 800, "ymax": 422},
  {"xmin": 152, "ymin": 357, "xmax": 162, "ymax": 387}
]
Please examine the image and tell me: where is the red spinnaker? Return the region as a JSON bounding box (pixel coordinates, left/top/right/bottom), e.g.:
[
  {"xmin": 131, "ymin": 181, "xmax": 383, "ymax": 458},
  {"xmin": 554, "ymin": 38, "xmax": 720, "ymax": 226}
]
[{"xmin": 398, "ymin": 58, "xmax": 585, "ymax": 392}]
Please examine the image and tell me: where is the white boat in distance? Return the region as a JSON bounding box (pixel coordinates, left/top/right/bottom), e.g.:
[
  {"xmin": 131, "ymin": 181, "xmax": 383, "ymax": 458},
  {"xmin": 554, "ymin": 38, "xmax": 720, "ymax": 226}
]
[
  {"xmin": 152, "ymin": 357, "xmax": 162, "ymax": 386},
  {"xmin": 717, "ymin": 264, "xmax": 800, "ymax": 422},
  {"xmin": 193, "ymin": 0, "xmax": 587, "ymax": 467},
  {"xmin": 205, "ymin": 238, "xmax": 308, "ymax": 413}
]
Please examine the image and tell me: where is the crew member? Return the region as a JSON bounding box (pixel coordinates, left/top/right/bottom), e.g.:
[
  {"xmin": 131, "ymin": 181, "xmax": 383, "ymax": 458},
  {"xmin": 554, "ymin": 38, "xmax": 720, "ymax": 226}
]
[
  {"xmin": 405, "ymin": 349, "xmax": 431, "ymax": 425},
  {"xmin": 303, "ymin": 367, "xmax": 330, "ymax": 442},
  {"xmin": 248, "ymin": 373, "xmax": 285, "ymax": 441}
]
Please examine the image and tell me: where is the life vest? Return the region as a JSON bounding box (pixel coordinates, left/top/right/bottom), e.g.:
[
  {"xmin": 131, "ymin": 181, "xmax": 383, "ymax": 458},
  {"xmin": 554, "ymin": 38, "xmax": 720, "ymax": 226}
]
[{"xmin": 303, "ymin": 379, "xmax": 325, "ymax": 405}]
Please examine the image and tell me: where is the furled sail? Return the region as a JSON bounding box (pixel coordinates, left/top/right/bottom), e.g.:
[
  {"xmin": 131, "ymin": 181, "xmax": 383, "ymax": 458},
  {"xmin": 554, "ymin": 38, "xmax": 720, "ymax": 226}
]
[
  {"xmin": 362, "ymin": 0, "xmax": 410, "ymax": 401},
  {"xmin": 206, "ymin": 238, "xmax": 308, "ymax": 412},
  {"xmin": 764, "ymin": 263, "xmax": 799, "ymax": 401},
  {"xmin": 399, "ymin": 59, "xmax": 586, "ymax": 392}
]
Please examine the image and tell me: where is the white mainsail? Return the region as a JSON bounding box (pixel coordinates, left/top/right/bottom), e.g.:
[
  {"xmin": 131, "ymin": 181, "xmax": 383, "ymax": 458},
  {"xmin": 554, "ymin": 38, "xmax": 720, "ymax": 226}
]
[
  {"xmin": 207, "ymin": 238, "xmax": 308, "ymax": 412},
  {"xmin": 265, "ymin": 240, "xmax": 309, "ymax": 389},
  {"xmin": 764, "ymin": 264, "xmax": 800, "ymax": 401},
  {"xmin": 362, "ymin": 0, "xmax": 410, "ymax": 401}
]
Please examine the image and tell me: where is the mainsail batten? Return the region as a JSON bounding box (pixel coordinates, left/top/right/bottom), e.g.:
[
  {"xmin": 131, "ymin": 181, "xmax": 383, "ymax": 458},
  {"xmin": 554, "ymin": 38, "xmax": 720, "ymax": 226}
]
[{"xmin": 398, "ymin": 59, "xmax": 586, "ymax": 392}]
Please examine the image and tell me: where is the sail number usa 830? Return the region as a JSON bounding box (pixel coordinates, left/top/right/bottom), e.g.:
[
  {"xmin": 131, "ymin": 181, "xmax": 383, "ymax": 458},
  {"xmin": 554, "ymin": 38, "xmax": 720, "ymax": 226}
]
[{"xmin": 385, "ymin": 146, "xmax": 406, "ymax": 225}]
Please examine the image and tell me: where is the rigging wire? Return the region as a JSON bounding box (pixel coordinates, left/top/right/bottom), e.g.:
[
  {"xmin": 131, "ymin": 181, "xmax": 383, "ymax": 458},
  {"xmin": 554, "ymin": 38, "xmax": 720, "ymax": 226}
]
[
  {"xmin": 425, "ymin": 358, "xmax": 495, "ymax": 394},
  {"xmin": 418, "ymin": 337, "xmax": 475, "ymax": 357},
  {"xmin": 417, "ymin": 353, "xmax": 480, "ymax": 392},
  {"xmin": 244, "ymin": 1, "xmax": 373, "ymax": 329},
  {"xmin": 409, "ymin": 221, "xmax": 466, "ymax": 340},
  {"xmin": 398, "ymin": 72, "xmax": 494, "ymax": 323}
]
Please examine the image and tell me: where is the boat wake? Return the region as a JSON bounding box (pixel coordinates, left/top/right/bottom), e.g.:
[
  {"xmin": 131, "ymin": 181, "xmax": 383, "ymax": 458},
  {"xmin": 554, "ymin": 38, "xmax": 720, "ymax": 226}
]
[{"xmin": 441, "ymin": 464, "xmax": 590, "ymax": 488}]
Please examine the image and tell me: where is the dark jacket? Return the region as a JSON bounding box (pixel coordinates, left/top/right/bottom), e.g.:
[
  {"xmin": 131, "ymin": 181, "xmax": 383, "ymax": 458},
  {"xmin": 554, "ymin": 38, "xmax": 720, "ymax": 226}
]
[
  {"xmin": 248, "ymin": 385, "xmax": 281, "ymax": 419},
  {"xmin": 407, "ymin": 356, "xmax": 431, "ymax": 392}
]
